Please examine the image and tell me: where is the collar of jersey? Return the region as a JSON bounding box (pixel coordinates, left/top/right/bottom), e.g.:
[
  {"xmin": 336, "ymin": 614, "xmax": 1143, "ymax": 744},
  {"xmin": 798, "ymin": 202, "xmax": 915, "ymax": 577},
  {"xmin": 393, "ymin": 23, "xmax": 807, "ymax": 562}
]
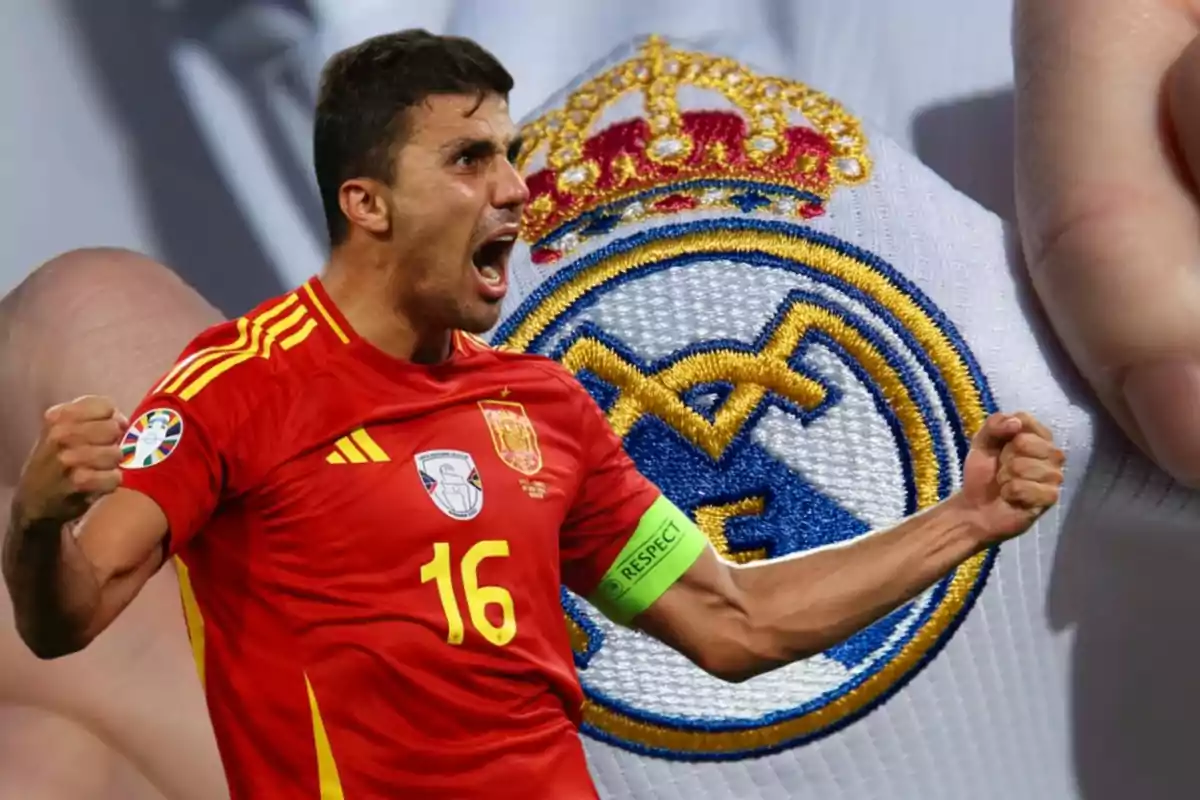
[{"xmin": 303, "ymin": 275, "xmax": 482, "ymax": 380}]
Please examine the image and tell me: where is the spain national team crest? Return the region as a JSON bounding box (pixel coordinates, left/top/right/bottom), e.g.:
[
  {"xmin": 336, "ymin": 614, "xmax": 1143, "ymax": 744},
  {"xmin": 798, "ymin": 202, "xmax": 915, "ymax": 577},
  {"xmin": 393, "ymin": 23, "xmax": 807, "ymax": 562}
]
[
  {"xmin": 416, "ymin": 450, "xmax": 484, "ymax": 521},
  {"xmin": 478, "ymin": 400, "xmax": 543, "ymax": 475},
  {"xmin": 493, "ymin": 37, "xmax": 998, "ymax": 760},
  {"xmin": 119, "ymin": 408, "xmax": 184, "ymax": 469}
]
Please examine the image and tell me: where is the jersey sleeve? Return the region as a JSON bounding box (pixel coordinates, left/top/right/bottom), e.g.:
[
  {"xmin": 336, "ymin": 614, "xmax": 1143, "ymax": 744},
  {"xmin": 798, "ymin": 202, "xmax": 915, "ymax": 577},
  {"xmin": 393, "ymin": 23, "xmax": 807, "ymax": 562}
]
[
  {"xmin": 118, "ymin": 326, "xmax": 261, "ymax": 556},
  {"xmin": 559, "ymin": 381, "xmax": 709, "ymax": 625}
]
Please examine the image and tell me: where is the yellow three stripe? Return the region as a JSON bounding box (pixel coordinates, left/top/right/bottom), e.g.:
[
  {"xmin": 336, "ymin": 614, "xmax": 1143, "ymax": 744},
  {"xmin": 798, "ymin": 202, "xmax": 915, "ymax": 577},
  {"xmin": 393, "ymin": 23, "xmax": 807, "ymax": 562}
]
[
  {"xmin": 177, "ymin": 305, "xmax": 309, "ymax": 401},
  {"xmin": 156, "ymin": 294, "xmax": 299, "ymax": 394},
  {"xmin": 177, "ymin": 316, "xmax": 266, "ymax": 401},
  {"xmin": 334, "ymin": 437, "xmax": 368, "ymax": 464},
  {"xmin": 259, "ymin": 305, "xmax": 307, "ymax": 358},
  {"xmin": 158, "ymin": 317, "xmax": 251, "ymax": 395},
  {"xmin": 326, "ymin": 429, "xmax": 389, "ymax": 464},
  {"xmin": 349, "ymin": 429, "xmax": 389, "ymax": 461},
  {"xmin": 280, "ymin": 318, "xmax": 317, "ymax": 350}
]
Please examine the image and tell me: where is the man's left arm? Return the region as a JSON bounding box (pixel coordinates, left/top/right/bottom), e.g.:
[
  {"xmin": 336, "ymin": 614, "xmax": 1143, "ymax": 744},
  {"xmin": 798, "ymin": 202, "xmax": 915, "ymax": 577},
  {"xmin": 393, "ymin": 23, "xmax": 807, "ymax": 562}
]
[
  {"xmin": 636, "ymin": 495, "xmax": 993, "ymax": 682},
  {"xmin": 635, "ymin": 411, "xmax": 1062, "ymax": 682},
  {"xmin": 563, "ymin": 392, "xmax": 1063, "ymax": 683}
]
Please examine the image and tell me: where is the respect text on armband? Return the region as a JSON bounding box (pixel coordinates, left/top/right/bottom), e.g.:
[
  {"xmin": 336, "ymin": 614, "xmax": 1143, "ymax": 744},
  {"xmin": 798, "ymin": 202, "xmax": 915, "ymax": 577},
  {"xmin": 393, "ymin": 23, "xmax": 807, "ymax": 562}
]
[{"xmin": 607, "ymin": 518, "xmax": 684, "ymax": 600}]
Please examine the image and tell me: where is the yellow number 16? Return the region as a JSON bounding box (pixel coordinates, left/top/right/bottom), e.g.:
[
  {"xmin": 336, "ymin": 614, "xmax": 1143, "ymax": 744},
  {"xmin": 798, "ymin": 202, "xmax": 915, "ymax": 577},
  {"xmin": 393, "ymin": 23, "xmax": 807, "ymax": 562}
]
[{"xmin": 420, "ymin": 540, "xmax": 517, "ymax": 646}]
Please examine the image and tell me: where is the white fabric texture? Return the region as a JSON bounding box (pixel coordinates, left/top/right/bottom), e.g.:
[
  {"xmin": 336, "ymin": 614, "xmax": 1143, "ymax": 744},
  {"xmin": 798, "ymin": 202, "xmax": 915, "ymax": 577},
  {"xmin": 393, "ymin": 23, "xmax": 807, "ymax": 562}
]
[
  {"xmin": 3, "ymin": 1, "xmax": 1015, "ymax": 303},
  {"xmin": 492, "ymin": 35, "xmax": 1200, "ymax": 800},
  {"xmin": 116, "ymin": 0, "xmax": 1015, "ymax": 296}
]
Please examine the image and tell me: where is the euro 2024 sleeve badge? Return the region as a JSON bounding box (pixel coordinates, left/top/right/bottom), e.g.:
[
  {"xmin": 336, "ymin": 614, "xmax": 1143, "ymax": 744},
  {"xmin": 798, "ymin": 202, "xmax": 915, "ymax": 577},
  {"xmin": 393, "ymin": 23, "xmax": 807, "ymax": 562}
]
[
  {"xmin": 120, "ymin": 408, "xmax": 184, "ymax": 469},
  {"xmin": 493, "ymin": 36, "xmax": 999, "ymax": 761}
]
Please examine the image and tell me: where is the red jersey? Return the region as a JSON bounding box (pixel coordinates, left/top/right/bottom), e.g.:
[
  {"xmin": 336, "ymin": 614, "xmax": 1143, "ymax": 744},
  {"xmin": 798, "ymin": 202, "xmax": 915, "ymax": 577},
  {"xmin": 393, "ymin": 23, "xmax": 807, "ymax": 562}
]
[{"xmin": 119, "ymin": 276, "xmax": 661, "ymax": 799}]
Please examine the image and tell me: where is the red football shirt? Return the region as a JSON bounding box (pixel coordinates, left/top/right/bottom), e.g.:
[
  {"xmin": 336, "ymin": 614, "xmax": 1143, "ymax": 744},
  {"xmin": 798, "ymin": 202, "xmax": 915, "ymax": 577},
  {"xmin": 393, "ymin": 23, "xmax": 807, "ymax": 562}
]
[{"xmin": 119, "ymin": 277, "xmax": 661, "ymax": 799}]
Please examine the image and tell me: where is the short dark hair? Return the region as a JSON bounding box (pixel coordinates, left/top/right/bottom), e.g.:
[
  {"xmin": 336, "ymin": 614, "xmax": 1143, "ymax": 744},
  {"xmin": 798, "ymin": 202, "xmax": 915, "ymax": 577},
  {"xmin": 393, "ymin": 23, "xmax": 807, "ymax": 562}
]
[{"xmin": 313, "ymin": 29, "xmax": 514, "ymax": 245}]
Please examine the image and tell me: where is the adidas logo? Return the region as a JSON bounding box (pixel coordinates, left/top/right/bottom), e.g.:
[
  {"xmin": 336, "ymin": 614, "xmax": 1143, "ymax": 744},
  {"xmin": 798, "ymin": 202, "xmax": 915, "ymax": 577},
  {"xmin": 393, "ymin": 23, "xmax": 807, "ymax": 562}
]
[{"xmin": 326, "ymin": 428, "xmax": 390, "ymax": 464}]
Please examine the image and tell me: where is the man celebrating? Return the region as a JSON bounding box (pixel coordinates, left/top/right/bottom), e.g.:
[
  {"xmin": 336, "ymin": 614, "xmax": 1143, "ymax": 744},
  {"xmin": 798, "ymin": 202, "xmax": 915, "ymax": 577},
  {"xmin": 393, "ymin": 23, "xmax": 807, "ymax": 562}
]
[{"xmin": 2, "ymin": 30, "xmax": 1065, "ymax": 800}]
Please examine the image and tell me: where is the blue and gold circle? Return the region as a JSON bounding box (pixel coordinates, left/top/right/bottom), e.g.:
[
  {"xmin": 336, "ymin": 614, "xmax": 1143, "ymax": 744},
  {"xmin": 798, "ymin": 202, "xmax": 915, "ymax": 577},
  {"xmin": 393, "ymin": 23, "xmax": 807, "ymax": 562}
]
[{"xmin": 494, "ymin": 217, "xmax": 997, "ymax": 760}]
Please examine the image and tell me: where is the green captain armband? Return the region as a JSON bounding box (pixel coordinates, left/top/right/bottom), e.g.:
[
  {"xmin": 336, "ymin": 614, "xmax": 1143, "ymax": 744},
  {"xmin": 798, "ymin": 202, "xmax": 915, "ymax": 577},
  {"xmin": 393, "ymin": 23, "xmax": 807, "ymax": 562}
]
[{"xmin": 588, "ymin": 496, "xmax": 709, "ymax": 626}]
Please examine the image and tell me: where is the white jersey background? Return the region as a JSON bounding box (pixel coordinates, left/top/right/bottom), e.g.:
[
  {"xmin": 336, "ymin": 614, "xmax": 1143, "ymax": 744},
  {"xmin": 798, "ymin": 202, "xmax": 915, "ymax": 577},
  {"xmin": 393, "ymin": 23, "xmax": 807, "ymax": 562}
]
[
  {"xmin": 4, "ymin": 0, "xmax": 1013, "ymax": 306},
  {"xmin": 497, "ymin": 35, "xmax": 1200, "ymax": 800},
  {"xmin": 4, "ymin": 5, "xmax": 1198, "ymax": 800}
]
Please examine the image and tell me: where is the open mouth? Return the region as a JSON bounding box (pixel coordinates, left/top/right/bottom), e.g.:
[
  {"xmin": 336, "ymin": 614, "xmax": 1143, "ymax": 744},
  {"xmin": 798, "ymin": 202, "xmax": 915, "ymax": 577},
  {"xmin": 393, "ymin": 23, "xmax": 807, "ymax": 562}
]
[
  {"xmin": 473, "ymin": 240, "xmax": 509, "ymax": 284},
  {"xmin": 472, "ymin": 233, "xmax": 516, "ymax": 290}
]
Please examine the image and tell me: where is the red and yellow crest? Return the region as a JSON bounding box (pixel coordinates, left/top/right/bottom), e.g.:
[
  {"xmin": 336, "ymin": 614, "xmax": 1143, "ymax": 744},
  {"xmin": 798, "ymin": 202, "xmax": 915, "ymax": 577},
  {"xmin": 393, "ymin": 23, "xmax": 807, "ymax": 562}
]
[{"xmin": 478, "ymin": 400, "xmax": 543, "ymax": 476}]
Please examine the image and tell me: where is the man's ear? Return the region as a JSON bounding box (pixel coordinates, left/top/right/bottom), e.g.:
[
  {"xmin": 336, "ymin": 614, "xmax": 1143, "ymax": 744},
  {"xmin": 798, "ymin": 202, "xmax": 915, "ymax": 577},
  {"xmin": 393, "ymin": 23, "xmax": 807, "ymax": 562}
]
[{"xmin": 338, "ymin": 178, "xmax": 392, "ymax": 237}]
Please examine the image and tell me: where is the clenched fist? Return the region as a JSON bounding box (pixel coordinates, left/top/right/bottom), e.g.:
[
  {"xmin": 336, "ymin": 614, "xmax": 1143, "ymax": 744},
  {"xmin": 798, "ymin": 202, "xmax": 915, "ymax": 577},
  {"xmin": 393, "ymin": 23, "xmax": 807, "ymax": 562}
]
[
  {"xmin": 15, "ymin": 396, "xmax": 128, "ymax": 526},
  {"xmin": 960, "ymin": 412, "xmax": 1066, "ymax": 543}
]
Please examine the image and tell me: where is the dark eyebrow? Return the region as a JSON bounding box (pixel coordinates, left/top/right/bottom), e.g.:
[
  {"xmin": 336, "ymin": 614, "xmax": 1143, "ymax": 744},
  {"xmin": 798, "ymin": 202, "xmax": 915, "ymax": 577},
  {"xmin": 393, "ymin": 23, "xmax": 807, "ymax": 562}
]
[
  {"xmin": 443, "ymin": 136, "xmax": 524, "ymax": 164},
  {"xmin": 445, "ymin": 137, "xmax": 495, "ymax": 157}
]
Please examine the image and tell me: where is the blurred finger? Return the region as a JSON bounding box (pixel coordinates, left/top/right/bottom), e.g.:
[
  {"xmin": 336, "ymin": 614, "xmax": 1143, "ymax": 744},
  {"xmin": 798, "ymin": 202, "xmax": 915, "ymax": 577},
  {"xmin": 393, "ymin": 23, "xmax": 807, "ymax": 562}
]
[
  {"xmin": 999, "ymin": 456, "xmax": 1064, "ymax": 486},
  {"xmin": 58, "ymin": 445, "xmax": 123, "ymax": 472},
  {"xmin": 66, "ymin": 468, "xmax": 122, "ymax": 496},
  {"xmin": 972, "ymin": 412, "xmax": 1022, "ymax": 454},
  {"xmin": 1112, "ymin": 41, "xmax": 1200, "ymax": 484},
  {"xmin": 49, "ymin": 419, "xmax": 124, "ymax": 448},
  {"xmin": 1000, "ymin": 478, "xmax": 1060, "ymax": 510},
  {"xmin": 1013, "ymin": 411, "xmax": 1054, "ymax": 443},
  {"xmin": 1014, "ymin": 0, "xmax": 1200, "ymax": 484},
  {"xmin": 1169, "ymin": 33, "xmax": 1200, "ymax": 187},
  {"xmin": 81, "ymin": 419, "xmax": 124, "ymax": 446},
  {"xmin": 64, "ymin": 395, "xmax": 119, "ymax": 422},
  {"xmin": 1000, "ymin": 432, "xmax": 1058, "ymax": 463}
]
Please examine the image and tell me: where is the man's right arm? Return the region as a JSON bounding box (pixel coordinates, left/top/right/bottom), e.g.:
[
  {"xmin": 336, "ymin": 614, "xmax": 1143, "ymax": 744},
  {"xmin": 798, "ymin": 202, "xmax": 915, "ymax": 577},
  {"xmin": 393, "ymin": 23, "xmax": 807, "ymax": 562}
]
[
  {"xmin": 0, "ymin": 249, "xmax": 232, "ymax": 657},
  {"xmin": 4, "ymin": 376, "xmax": 232, "ymax": 659},
  {"xmin": 3, "ymin": 488, "xmax": 169, "ymax": 659}
]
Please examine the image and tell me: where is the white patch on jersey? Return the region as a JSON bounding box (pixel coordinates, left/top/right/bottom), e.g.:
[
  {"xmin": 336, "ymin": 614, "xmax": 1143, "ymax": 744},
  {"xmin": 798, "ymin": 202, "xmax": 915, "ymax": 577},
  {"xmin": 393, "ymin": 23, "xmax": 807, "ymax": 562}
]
[{"xmin": 416, "ymin": 450, "xmax": 484, "ymax": 521}]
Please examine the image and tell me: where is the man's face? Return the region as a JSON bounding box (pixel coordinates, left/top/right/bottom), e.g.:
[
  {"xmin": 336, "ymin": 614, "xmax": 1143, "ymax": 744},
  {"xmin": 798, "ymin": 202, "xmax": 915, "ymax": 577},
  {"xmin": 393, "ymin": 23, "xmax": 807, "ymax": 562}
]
[{"xmin": 385, "ymin": 92, "xmax": 528, "ymax": 334}]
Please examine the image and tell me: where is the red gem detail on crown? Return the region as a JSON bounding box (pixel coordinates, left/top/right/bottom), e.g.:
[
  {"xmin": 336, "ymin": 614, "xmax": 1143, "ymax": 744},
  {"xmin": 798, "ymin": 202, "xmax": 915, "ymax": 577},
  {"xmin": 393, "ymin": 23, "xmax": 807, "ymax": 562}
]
[{"xmin": 521, "ymin": 110, "xmax": 834, "ymax": 246}]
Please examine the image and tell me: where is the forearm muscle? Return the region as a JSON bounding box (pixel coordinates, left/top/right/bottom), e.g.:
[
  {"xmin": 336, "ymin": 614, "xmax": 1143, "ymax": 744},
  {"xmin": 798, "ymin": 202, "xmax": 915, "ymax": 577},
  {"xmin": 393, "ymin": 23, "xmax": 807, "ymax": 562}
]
[
  {"xmin": 2, "ymin": 502, "xmax": 103, "ymax": 658},
  {"xmin": 733, "ymin": 496, "xmax": 985, "ymax": 675}
]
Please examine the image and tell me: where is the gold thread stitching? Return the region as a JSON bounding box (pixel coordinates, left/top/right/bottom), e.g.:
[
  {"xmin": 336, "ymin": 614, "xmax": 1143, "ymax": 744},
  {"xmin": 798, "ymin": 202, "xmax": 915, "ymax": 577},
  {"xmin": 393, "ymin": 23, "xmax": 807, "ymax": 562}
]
[{"xmin": 500, "ymin": 227, "xmax": 988, "ymax": 751}]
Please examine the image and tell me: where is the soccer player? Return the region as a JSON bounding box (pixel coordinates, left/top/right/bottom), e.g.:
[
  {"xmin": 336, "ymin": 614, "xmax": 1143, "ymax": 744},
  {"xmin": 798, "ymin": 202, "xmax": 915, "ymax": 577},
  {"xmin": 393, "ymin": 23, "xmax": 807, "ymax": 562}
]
[{"xmin": 2, "ymin": 30, "xmax": 1066, "ymax": 799}]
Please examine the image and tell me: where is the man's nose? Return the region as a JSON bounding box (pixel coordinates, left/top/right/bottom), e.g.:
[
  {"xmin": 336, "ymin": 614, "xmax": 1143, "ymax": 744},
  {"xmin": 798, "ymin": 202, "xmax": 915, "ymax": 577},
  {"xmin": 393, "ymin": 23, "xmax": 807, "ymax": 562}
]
[{"xmin": 494, "ymin": 159, "xmax": 531, "ymax": 210}]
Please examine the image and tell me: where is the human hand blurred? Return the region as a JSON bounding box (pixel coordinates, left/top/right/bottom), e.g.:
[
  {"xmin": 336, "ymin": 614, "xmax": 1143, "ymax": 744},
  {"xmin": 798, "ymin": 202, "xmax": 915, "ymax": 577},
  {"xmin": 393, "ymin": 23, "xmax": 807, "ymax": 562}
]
[
  {"xmin": 0, "ymin": 249, "xmax": 228, "ymax": 800},
  {"xmin": 1014, "ymin": 0, "xmax": 1200, "ymax": 485},
  {"xmin": 12, "ymin": 396, "xmax": 127, "ymax": 527}
]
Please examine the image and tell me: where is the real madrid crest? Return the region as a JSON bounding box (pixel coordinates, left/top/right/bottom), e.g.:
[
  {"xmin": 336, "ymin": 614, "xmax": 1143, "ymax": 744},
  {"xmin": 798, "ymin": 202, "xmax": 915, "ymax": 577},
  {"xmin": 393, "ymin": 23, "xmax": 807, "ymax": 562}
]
[{"xmin": 495, "ymin": 37, "xmax": 997, "ymax": 760}]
